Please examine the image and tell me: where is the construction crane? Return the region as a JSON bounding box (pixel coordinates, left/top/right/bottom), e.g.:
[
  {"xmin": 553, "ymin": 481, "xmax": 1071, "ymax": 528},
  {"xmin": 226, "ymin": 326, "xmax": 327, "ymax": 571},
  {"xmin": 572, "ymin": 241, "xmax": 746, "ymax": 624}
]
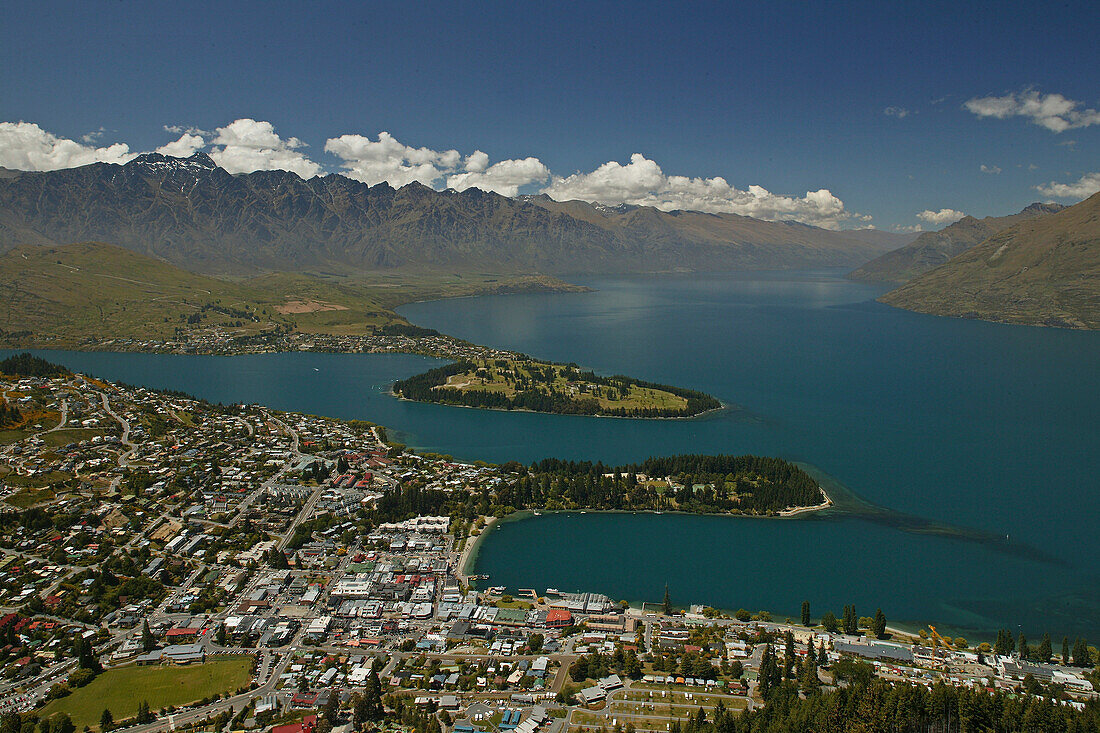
[{"xmin": 928, "ymin": 625, "xmax": 954, "ymax": 651}]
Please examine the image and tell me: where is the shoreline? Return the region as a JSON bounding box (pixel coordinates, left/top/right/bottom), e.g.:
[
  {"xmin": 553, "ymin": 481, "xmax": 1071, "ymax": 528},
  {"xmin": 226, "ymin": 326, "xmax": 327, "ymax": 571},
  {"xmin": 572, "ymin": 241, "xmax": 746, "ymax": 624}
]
[
  {"xmin": 458, "ymin": 513, "xmax": 509, "ymax": 582},
  {"xmin": 390, "ymin": 387, "xmax": 730, "ymax": 422},
  {"xmin": 461, "ymin": 492, "xmax": 836, "ymax": 580}
]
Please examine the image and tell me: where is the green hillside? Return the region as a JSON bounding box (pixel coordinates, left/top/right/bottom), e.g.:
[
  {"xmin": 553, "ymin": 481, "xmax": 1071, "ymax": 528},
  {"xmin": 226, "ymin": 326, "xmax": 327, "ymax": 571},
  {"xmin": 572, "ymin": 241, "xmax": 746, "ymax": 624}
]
[
  {"xmin": 881, "ymin": 193, "xmax": 1100, "ymax": 328},
  {"xmin": 0, "ymin": 242, "xmax": 404, "ymax": 346},
  {"xmin": 849, "ymin": 203, "xmax": 1064, "ymax": 283}
]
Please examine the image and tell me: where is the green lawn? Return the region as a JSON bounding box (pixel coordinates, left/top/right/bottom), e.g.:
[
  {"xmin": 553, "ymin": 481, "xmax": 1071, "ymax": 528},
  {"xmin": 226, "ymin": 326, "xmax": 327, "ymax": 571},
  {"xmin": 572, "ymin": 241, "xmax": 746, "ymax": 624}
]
[
  {"xmin": 41, "ymin": 428, "xmax": 108, "ymax": 448},
  {"xmin": 1, "ymin": 470, "xmax": 72, "ymax": 489},
  {"xmin": 4, "ymin": 487, "xmax": 56, "ymax": 507},
  {"xmin": 38, "ymin": 655, "xmax": 253, "ymax": 730},
  {"xmin": 444, "ymin": 358, "xmax": 691, "ymax": 413}
]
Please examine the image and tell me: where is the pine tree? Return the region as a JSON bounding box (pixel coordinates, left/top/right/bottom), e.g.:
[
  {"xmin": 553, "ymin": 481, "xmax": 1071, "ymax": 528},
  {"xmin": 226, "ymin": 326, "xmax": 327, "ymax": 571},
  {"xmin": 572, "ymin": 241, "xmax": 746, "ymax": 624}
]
[
  {"xmin": 323, "ymin": 691, "xmax": 339, "ymax": 725},
  {"xmin": 801, "ymin": 600, "xmax": 810, "ymax": 627},
  {"xmin": 99, "ymin": 709, "xmax": 112, "ymax": 732},
  {"xmin": 1071, "ymin": 638, "xmax": 1091, "ymax": 667},
  {"xmin": 364, "ymin": 669, "xmax": 383, "ymax": 720},
  {"xmin": 73, "ymin": 635, "xmax": 102, "ymax": 674},
  {"xmin": 1038, "ymin": 632, "xmax": 1052, "ymax": 662},
  {"xmin": 141, "ymin": 621, "xmax": 155, "ymax": 652},
  {"xmin": 663, "ymin": 584, "xmax": 672, "ymax": 616},
  {"xmin": 871, "ymin": 607, "xmax": 888, "ymax": 638},
  {"xmin": 994, "ymin": 629, "xmax": 1015, "ymax": 656},
  {"xmin": 353, "ymin": 694, "xmax": 370, "ymax": 730},
  {"xmin": 783, "ymin": 631, "xmax": 795, "ymax": 679},
  {"xmin": 800, "ymin": 647, "xmax": 820, "ymax": 695},
  {"xmin": 1062, "ymin": 636, "xmax": 1070, "ymax": 664},
  {"xmin": 842, "ymin": 605, "xmax": 858, "ymax": 635},
  {"xmin": 758, "ymin": 645, "xmax": 775, "ymax": 699},
  {"xmin": 1018, "ymin": 633, "xmax": 1030, "ymax": 661}
]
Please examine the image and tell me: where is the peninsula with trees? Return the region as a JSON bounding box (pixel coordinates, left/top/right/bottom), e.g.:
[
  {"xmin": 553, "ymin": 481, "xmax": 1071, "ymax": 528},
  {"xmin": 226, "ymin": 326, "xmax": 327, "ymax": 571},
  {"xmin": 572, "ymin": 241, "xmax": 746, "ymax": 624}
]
[{"xmin": 392, "ymin": 358, "xmax": 722, "ymax": 418}]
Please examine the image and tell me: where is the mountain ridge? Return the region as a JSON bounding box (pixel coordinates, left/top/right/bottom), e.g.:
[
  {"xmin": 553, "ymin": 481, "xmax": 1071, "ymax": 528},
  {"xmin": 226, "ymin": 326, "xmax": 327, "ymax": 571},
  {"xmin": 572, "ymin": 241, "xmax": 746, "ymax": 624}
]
[
  {"xmin": 849, "ymin": 202, "xmax": 1066, "ymax": 283},
  {"xmin": 0, "ymin": 153, "xmax": 897, "ymax": 276},
  {"xmin": 880, "ymin": 192, "xmax": 1100, "ymax": 328}
]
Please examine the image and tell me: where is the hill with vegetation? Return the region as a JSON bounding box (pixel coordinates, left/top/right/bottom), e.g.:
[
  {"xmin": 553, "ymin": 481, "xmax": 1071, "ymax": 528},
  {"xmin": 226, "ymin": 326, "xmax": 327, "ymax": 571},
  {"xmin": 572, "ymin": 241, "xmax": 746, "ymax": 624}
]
[
  {"xmin": 0, "ymin": 352, "xmax": 72, "ymax": 377},
  {"xmin": 0, "ymin": 153, "xmax": 896, "ymax": 276},
  {"xmin": 880, "ymin": 192, "xmax": 1100, "ymax": 328},
  {"xmin": 0, "ymin": 241, "xmax": 406, "ymax": 347},
  {"xmin": 0, "ymin": 242, "xmax": 590, "ymax": 349},
  {"xmin": 849, "ymin": 202, "xmax": 1065, "ymax": 283},
  {"xmin": 392, "ymin": 358, "xmax": 722, "ymax": 418},
  {"xmin": 393, "ymin": 354, "xmax": 721, "ymax": 413}
]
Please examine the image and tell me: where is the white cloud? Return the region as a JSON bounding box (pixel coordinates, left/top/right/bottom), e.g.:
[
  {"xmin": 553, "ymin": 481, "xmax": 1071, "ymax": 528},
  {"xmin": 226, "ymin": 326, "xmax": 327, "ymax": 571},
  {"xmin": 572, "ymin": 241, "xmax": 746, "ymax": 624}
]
[
  {"xmin": 916, "ymin": 208, "xmax": 966, "ymax": 226},
  {"xmin": 209, "ymin": 118, "xmax": 321, "ymax": 178},
  {"xmin": 1035, "ymin": 172, "xmax": 1100, "ymax": 200},
  {"xmin": 156, "ymin": 133, "xmax": 206, "ymax": 158},
  {"xmin": 164, "ymin": 124, "xmax": 212, "ymax": 137},
  {"xmin": 324, "ymin": 131, "xmax": 461, "ymax": 187},
  {"xmin": 540, "ymin": 153, "xmax": 865, "ymax": 229},
  {"xmin": 0, "ymin": 121, "xmax": 135, "ymax": 171},
  {"xmin": 883, "ymin": 106, "xmax": 910, "ymax": 118},
  {"xmin": 980, "ymin": 164, "xmax": 1001, "ymax": 174},
  {"xmin": 964, "ymin": 90, "xmax": 1100, "ymax": 133},
  {"xmin": 464, "ymin": 150, "xmax": 490, "ymax": 174},
  {"xmin": 897, "ymin": 224, "xmax": 924, "ymax": 233},
  {"xmin": 447, "ymin": 156, "xmax": 550, "ymax": 197},
  {"xmin": 0, "ymin": 120, "xmax": 867, "ymax": 227}
]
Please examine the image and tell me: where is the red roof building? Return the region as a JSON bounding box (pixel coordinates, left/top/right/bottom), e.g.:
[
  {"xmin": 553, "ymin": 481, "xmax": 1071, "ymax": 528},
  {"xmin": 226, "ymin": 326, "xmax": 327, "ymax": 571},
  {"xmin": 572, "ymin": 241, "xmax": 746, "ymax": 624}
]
[
  {"xmin": 545, "ymin": 609, "xmax": 573, "ymax": 628},
  {"xmin": 166, "ymin": 627, "xmax": 200, "ymax": 640},
  {"xmin": 273, "ymin": 715, "xmax": 317, "ymax": 733}
]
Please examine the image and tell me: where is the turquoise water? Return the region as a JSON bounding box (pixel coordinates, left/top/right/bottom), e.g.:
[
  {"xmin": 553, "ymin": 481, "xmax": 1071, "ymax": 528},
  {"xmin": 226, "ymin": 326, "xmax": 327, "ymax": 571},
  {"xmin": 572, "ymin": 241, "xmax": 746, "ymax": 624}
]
[{"xmin": 8, "ymin": 269, "xmax": 1099, "ymax": 638}]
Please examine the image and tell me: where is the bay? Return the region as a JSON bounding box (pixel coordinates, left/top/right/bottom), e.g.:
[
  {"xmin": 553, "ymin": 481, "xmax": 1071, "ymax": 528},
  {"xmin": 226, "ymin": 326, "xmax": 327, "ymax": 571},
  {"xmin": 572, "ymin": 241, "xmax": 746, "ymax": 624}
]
[{"xmin": 8, "ymin": 269, "xmax": 1099, "ymax": 637}]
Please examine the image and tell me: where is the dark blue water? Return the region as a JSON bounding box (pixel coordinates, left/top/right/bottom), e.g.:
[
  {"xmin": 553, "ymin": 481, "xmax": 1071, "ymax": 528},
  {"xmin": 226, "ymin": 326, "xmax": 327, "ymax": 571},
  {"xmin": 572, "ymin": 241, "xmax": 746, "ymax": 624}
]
[{"xmin": 8, "ymin": 270, "xmax": 1099, "ymax": 638}]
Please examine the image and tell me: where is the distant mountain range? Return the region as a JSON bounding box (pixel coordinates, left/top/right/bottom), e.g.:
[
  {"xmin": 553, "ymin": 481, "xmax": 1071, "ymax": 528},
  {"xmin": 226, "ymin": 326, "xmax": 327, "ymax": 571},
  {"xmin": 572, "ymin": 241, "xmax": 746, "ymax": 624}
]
[
  {"xmin": 880, "ymin": 192, "xmax": 1100, "ymax": 328},
  {"xmin": 849, "ymin": 202, "xmax": 1066, "ymax": 283},
  {"xmin": 0, "ymin": 153, "xmax": 900, "ymax": 276}
]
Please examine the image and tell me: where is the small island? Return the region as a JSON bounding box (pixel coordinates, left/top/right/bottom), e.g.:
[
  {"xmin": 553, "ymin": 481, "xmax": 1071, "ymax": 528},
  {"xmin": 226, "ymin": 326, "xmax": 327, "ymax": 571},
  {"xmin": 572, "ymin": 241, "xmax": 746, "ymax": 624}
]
[{"xmin": 392, "ymin": 357, "xmax": 722, "ymax": 418}]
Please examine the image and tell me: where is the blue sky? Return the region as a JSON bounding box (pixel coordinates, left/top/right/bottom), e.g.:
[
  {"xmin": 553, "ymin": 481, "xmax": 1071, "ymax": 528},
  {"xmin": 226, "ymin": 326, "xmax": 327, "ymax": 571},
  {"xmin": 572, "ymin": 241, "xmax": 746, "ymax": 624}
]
[{"xmin": 1, "ymin": 0, "xmax": 1098, "ymax": 230}]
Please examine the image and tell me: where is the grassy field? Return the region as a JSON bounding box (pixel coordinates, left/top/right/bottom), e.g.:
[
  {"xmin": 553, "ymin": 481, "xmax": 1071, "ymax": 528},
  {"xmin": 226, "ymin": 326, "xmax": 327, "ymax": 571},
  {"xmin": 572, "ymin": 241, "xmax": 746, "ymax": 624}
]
[
  {"xmin": 38, "ymin": 655, "xmax": 253, "ymax": 730},
  {"xmin": 0, "ymin": 243, "xmax": 405, "ymax": 346},
  {"xmin": 3, "ymin": 487, "xmax": 56, "ymax": 507},
  {"xmin": 0, "ymin": 242, "xmax": 590, "ymax": 348},
  {"xmin": 0, "ymin": 469, "xmax": 72, "ymax": 488},
  {"xmin": 0, "ymin": 411, "xmax": 62, "ymax": 445},
  {"xmin": 444, "ymin": 359, "xmax": 691, "ymax": 412},
  {"xmin": 40, "ymin": 428, "xmax": 108, "ymax": 448}
]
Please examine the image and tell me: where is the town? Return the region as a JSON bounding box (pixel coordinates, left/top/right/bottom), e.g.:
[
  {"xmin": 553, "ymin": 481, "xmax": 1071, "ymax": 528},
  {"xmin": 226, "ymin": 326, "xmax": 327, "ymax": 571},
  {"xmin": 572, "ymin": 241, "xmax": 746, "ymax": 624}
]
[
  {"xmin": 1, "ymin": 356, "xmax": 1097, "ymax": 733},
  {"xmin": 1, "ymin": 326, "xmax": 523, "ymax": 362}
]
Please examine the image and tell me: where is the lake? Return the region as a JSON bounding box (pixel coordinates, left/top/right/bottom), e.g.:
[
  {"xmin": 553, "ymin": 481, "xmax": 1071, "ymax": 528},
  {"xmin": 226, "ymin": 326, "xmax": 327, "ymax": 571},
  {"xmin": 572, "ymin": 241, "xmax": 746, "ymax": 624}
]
[{"xmin": 9, "ymin": 269, "xmax": 1100, "ymax": 638}]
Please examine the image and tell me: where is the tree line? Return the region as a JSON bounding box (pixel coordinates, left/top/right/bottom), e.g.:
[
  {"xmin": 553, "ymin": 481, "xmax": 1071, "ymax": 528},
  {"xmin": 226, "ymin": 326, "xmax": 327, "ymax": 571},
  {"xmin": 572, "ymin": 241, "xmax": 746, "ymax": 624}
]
[
  {"xmin": 368, "ymin": 454, "xmax": 823, "ymax": 524},
  {"xmin": 0, "ymin": 353, "xmax": 71, "ymax": 377},
  {"xmin": 698, "ymin": 666, "xmax": 1100, "ymax": 732}
]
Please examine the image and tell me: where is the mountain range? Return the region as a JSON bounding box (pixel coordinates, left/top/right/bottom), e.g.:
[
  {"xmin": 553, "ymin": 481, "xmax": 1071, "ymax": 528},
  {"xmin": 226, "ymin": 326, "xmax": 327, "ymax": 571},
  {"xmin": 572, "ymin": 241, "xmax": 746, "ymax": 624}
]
[
  {"xmin": 0, "ymin": 153, "xmax": 902, "ymax": 276},
  {"xmin": 849, "ymin": 202, "xmax": 1066, "ymax": 283},
  {"xmin": 880, "ymin": 192, "xmax": 1100, "ymax": 328},
  {"xmin": 844, "ymin": 201, "xmax": 1069, "ymax": 283}
]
